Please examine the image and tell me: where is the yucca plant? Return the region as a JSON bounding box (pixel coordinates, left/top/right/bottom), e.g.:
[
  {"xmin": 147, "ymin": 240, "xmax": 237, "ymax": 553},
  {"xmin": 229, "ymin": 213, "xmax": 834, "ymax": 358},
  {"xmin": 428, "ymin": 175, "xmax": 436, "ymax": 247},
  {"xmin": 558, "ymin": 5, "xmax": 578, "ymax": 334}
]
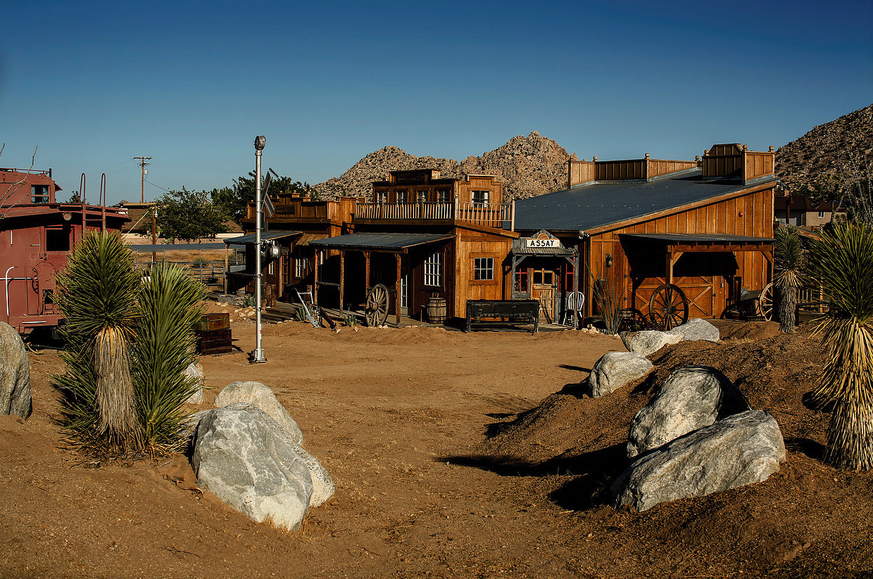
[
  {"xmin": 774, "ymin": 224, "xmax": 804, "ymax": 334},
  {"xmin": 806, "ymin": 220, "xmax": 873, "ymax": 470},
  {"xmin": 55, "ymin": 231, "xmax": 144, "ymax": 454},
  {"xmin": 55, "ymin": 232, "xmax": 206, "ymax": 457},
  {"xmin": 133, "ymin": 261, "xmax": 204, "ymax": 453}
]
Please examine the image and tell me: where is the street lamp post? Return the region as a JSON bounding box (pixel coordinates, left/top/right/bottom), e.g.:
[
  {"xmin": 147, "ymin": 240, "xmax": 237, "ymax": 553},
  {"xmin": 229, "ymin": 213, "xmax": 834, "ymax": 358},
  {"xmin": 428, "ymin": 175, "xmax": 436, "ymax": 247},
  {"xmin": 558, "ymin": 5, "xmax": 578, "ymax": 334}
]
[{"xmin": 251, "ymin": 135, "xmax": 267, "ymax": 363}]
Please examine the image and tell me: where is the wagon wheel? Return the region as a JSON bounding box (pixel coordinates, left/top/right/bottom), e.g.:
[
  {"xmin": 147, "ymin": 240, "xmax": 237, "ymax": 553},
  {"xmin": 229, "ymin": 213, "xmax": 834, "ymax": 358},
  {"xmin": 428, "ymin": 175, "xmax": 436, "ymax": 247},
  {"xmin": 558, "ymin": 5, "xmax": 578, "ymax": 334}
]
[
  {"xmin": 757, "ymin": 283, "xmax": 774, "ymax": 321},
  {"xmin": 648, "ymin": 283, "xmax": 689, "ymax": 330},
  {"xmin": 365, "ymin": 284, "xmax": 389, "ymax": 327}
]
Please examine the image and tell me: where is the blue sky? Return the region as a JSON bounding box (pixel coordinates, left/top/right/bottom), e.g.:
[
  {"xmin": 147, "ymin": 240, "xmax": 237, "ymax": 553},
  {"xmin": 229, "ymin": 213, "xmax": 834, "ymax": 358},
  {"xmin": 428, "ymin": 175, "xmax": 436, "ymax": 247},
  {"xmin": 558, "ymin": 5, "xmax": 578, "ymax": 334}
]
[{"xmin": 1, "ymin": 0, "xmax": 870, "ymax": 205}]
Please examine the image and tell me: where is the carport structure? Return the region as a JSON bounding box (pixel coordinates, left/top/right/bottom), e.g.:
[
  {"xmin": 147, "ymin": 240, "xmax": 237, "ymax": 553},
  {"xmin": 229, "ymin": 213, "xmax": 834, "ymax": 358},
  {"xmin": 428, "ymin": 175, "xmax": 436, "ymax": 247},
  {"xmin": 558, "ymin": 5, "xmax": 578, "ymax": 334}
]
[{"xmin": 310, "ymin": 232, "xmax": 454, "ymax": 326}]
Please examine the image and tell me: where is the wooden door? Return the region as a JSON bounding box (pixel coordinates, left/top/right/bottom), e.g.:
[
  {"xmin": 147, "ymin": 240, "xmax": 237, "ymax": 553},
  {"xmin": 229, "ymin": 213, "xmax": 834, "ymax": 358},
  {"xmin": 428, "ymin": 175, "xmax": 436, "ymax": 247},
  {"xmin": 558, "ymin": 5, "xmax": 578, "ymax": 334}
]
[{"xmin": 531, "ymin": 269, "xmax": 556, "ymax": 323}]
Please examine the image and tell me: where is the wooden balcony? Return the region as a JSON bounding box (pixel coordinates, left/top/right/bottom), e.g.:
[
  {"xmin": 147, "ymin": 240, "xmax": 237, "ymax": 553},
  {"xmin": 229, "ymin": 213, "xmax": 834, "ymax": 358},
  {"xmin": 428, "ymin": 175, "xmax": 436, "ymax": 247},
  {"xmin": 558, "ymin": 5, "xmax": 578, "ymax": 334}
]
[{"xmin": 354, "ymin": 201, "xmax": 515, "ymax": 229}]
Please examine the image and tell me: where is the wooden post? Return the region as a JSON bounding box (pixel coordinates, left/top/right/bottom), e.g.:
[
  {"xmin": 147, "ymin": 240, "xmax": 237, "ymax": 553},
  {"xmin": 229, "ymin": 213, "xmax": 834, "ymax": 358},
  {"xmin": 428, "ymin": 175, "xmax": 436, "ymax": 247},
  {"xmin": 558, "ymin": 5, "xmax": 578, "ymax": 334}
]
[
  {"xmin": 395, "ymin": 253, "xmax": 401, "ymax": 327},
  {"xmin": 313, "ymin": 249, "xmax": 320, "ymax": 306},
  {"xmin": 339, "ymin": 251, "xmax": 345, "ymax": 314},
  {"xmin": 365, "ymin": 251, "xmax": 371, "ymax": 291},
  {"xmin": 223, "ymin": 243, "xmax": 229, "ymax": 295}
]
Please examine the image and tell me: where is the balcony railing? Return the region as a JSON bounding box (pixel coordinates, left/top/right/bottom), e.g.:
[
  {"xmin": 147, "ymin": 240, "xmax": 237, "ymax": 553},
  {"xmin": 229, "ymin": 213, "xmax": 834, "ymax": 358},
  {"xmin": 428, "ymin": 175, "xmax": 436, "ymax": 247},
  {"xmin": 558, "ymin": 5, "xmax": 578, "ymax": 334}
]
[{"xmin": 355, "ymin": 201, "xmax": 514, "ymax": 229}]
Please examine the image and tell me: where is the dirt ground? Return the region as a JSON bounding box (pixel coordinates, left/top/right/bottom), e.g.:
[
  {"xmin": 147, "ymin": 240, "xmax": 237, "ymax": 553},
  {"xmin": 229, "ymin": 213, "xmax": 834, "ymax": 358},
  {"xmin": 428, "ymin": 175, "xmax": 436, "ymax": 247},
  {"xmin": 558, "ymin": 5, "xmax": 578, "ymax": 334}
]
[{"xmin": 2, "ymin": 308, "xmax": 872, "ymax": 579}]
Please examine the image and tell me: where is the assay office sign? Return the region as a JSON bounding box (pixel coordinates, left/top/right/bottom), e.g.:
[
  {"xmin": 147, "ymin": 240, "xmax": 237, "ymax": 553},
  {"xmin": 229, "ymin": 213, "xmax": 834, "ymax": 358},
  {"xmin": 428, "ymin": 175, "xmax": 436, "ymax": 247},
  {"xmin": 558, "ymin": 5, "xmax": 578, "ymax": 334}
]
[{"xmin": 525, "ymin": 237, "xmax": 560, "ymax": 249}]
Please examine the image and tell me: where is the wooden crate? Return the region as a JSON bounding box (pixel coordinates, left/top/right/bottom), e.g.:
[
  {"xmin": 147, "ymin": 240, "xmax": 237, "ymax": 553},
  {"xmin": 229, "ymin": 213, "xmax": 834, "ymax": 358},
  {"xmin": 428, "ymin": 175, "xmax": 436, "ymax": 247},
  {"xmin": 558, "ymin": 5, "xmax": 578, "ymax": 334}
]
[
  {"xmin": 196, "ymin": 328, "xmax": 232, "ymax": 355},
  {"xmin": 194, "ymin": 313, "xmax": 230, "ymax": 332}
]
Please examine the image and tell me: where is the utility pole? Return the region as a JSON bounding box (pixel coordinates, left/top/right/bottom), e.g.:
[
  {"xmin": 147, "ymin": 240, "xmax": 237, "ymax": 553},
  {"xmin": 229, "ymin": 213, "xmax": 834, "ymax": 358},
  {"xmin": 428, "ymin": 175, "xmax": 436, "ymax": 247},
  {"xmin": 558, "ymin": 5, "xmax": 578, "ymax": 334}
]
[
  {"xmin": 251, "ymin": 136, "xmax": 266, "ymax": 363},
  {"xmin": 134, "ymin": 156, "xmax": 151, "ymax": 203}
]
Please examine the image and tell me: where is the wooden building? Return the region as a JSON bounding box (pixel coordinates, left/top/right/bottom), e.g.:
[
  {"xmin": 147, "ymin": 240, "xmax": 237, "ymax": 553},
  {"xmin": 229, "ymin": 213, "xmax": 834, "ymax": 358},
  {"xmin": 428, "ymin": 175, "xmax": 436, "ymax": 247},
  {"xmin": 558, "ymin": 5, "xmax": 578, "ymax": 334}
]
[
  {"xmin": 514, "ymin": 144, "xmax": 777, "ymax": 325},
  {"xmin": 775, "ymin": 194, "xmax": 845, "ymax": 229},
  {"xmin": 231, "ymin": 193, "xmax": 357, "ymax": 303},
  {"xmin": 0, "ymin": 168, "xmax": 129, "ymax": 334},
  {"xmin": 310, "ymin": 170, "xmax": 517, "ymax": 324}
]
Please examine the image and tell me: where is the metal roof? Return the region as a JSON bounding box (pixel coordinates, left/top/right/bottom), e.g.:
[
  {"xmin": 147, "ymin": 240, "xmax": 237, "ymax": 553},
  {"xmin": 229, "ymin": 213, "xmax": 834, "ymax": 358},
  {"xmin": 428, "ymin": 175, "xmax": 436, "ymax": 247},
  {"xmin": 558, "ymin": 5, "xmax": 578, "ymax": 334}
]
[
  {"xmin": 514, "ymin": 170, "xmax": 776, "ymax": 233},
  {"xmin": 129, "ymin": 242, "xmax": 226, "ymax": 252},
  {"xmin": 223, "ymin": 230, "xmax": 301, "ymax": 245},
  {"xmin": 309, "ymin": 232, "xmax": 454, "ymax": 252}
]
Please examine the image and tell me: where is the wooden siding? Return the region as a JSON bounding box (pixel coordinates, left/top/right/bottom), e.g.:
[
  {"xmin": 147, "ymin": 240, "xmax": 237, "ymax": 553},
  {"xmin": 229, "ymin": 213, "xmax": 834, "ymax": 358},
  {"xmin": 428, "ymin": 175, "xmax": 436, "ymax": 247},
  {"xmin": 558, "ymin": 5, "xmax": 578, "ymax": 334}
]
[
  {"xmin": 584, "ymin": 185, "xmax": 775, "ymax": 319},
  {"xmin": 702, "ymin": 144, "xmax": 775, "ymax": 182},
  {"xmin": 451, "ymin": 228, "xmax": 513, "ymax": 318},
  {"xmin": 568, "ymin": 157, "xmax": 699, "ymax": 188}
]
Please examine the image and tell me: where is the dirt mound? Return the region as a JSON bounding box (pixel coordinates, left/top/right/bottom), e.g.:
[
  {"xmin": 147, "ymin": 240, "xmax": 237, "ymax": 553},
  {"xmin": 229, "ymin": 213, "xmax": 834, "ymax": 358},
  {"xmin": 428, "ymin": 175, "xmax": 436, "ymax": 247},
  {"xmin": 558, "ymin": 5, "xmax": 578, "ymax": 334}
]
[{"xmin": 487, "ymin": 328, "xmax": 826, "ymax": 466}]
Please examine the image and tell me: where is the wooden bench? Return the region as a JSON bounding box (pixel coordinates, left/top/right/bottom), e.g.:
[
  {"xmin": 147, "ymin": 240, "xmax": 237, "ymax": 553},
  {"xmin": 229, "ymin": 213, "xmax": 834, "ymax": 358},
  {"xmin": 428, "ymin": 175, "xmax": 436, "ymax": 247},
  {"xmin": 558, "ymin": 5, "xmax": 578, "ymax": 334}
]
[{"xmin": 465, "ymin": 300, "xmax": 540, "ymax": 333}]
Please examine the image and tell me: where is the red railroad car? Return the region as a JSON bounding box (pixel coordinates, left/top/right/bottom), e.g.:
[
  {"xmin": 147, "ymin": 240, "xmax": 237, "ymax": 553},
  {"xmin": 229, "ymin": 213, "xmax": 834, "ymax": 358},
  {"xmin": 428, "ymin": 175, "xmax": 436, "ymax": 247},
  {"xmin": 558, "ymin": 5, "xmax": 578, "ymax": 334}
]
[{"xmin": 0, "ymin": 168, "xmax": 128, "ymax": 335}]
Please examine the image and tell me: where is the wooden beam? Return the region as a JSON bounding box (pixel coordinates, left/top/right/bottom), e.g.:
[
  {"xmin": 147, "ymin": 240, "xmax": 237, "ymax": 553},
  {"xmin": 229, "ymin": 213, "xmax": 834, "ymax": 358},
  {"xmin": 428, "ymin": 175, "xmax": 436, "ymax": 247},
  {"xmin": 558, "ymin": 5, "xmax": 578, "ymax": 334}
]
[
  {"xmin": 339, "ymin": 250, "xmax": 345, "ymax": 314},
  {"xmin": 365, "ymin": 251, "xmax": 371, "ymax": 292},
  {"xmin": 313, "ymin": 250, "xmax": 320, "ymax": 306},
  {"xmin": 395, "ymin": 253, "xmax": 401, "ymax": 326}
]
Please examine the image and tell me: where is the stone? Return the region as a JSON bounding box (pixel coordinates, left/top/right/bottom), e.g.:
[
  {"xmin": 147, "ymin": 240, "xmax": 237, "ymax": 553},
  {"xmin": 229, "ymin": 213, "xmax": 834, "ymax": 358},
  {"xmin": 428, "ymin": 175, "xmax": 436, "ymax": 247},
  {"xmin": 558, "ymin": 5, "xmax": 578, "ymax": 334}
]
[
  {"xmin": 184, "ymin": 362, "xmax": 204, "ymax": 404},
  {"xmin": 214, "ymin": 381, "xmax": 303, "ymax": 445},
  {"xmin": 586, "ymin": 352, "xmax": 653, "ymax": 397},
  {"xmin": 667, "ymin": 318, "xmax": 720, "ymax": 343},
  {"xmin": 0, "ymin": 322, "xmax": 31, "ymax": 418},
  {"xmin": 620, "ymin": 330, "xmax": 683, "ymax": 357},
  {"xmin": 192, "ymin": 406, "xmax": 314, "ymax": 531},
  {"xmin": 627, "ymin": 365, "xmax": 750, "ymax": 458},
  {"xmin": 187, "ymin": 403, "xmax": 333, "ymax": 508},
  {"xmin": 613, "ymin": 410, "xmax": 785, "ymax": 512}
]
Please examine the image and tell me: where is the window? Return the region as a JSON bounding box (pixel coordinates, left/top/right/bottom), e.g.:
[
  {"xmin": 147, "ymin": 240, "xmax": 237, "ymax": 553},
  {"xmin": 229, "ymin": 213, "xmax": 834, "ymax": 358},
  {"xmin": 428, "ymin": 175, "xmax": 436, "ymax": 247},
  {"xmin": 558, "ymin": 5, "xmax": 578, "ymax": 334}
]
[
  {"xmin": 295, "ymin": 257, "xmax": 309, "ymax": 279},
  {"xmin": 472, "ymin": 190, "xmax": 489, "ymax": 207},
  {"xmin": 474, "ymin": 257, "xmax": 494, "ymax": 281},
  {"xmin": 818, "ymin": 211, "xmax": 825, "ymax": 218},
  {"xmin": 396, "ymin": 190, "xmax": 408, "ymax": 204},
  {"xmin": 268, "ymin": 261, "xmax": 275, "ymax": 276},
  {"xmin": 376, "ymin": 190, "xmax": 388, "ymax": 204},
  {"xmin": 437, "ymin": 190, "xmax": 451, "ymax": 204},
  {"xmin": 424, "ymin": 251, "xmax": 442, "ymax": 287},
  {"xmin": 515, "ymin": 268, "xmax": 529, "ymax": 293},
  {"xmin": 32, "ymin": 185, "xmax": 49, "ymax": 204},
  {"xmin": 417, "ymin": 190, "xmax": 428, "ymax": 203}
]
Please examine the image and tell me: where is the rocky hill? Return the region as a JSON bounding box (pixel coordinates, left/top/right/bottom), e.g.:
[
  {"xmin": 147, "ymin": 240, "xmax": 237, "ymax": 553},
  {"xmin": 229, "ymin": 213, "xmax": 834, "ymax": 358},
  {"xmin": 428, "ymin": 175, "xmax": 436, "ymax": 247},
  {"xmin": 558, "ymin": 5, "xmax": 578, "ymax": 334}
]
[
  {"xmin": 315, "ymin": 131, "xmax": 576, "ymax": 201},
  {"xmin": 776, "ymin": 103, "xmax": 873, "ymax": 199}
]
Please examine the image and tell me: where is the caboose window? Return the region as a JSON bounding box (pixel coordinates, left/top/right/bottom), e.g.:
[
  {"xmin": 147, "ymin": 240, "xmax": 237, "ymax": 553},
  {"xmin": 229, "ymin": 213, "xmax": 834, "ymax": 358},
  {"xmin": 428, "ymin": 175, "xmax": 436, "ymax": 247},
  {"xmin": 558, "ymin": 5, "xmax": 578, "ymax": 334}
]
[{"xmin": 32, "ymin": 185, "xmax": 50, "ymax": 204}]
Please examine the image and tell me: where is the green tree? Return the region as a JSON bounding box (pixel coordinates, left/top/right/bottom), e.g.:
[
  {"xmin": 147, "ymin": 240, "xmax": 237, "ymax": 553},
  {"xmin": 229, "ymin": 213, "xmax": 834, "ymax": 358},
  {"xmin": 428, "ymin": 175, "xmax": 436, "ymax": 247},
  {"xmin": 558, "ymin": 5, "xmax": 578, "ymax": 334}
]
[
  {"xmin": 54, "ymin": 232, "xmax": 205, "ymax": 457},
  {"xmin": 213, "ymin": 171, "xmax": 320, "ymax": 224},
  {"xmin": 156, "ymin": 187, "xmax": 227, "ymax": 241},
  {"xmin": 54, "ymin": 231, "xmax": 144, "ymax": 454},
  {"xmin": 806, "ymin": 220, "xmax": 873, "ymax": 470},
  {"xmin": 773, "ymin": 224, "xmax": 803, "ymax": 334}
]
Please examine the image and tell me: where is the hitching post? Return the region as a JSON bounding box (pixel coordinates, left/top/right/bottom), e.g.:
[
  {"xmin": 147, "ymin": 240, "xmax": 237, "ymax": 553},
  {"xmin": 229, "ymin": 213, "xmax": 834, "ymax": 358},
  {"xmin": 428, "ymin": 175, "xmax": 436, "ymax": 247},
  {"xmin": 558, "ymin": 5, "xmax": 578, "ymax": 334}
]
[{"xmin": 251, "ymin": 135, "xmax": 267, "ymax": 363}]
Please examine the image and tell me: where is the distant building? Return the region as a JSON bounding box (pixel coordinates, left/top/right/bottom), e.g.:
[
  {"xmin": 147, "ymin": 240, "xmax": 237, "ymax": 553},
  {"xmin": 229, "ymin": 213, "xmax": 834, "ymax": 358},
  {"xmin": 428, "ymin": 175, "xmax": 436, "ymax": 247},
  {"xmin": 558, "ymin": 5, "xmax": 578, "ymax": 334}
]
[{"xmin": 774, "ymin": 194, "xmax": 845, "ymax": 228}]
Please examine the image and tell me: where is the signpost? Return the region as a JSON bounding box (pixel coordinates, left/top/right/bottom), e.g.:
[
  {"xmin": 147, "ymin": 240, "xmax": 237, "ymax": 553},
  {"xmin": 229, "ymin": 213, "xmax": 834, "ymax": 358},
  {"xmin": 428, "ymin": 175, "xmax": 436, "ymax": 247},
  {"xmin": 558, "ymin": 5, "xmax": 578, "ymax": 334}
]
[{"xmin": 250, "ymin": 135, "xmax": 267, "ymax": 364}]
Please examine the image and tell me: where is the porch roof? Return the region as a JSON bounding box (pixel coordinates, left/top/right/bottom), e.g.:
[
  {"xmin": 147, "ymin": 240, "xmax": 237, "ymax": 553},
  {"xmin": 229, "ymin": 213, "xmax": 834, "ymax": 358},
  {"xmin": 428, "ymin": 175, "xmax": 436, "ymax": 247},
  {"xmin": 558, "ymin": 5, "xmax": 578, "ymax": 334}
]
[
  {"xmin": 223, "ymin": 230, "xmax": 301, "ymax": 245},
  {"xmin": 620, "ymin": 233, "xmax": 774, "ymax": 250},
  {"xmin": 309, "ymin": 232, "xmax": 454, "ymax": 252}
]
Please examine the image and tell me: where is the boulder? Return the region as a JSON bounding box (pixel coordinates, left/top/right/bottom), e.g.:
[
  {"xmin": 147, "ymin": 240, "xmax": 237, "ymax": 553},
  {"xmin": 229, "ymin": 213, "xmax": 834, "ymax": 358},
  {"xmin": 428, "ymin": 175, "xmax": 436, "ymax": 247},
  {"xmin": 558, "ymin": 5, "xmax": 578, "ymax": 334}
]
[
  {"xmin": 586, "ymin": 352, "xmax": 653, "ymax": 397},
  {"xmin": 187, "ymin": 403, "xmax": 334, "ymax": 508},
  {"xmin": 667, "ymin": 318, "xmax": 720, "ymax": 343},
  {"xmin": 0, "ymin": 322, "xmax": 31, "ymax": 418},
  {"xmin": 613, "ymin": 410, "xmax": 785, "ymax": 512},
  {"xmin": 184, "ymin": 362, "xmax": 205, "ymax": 404},
  {"xmin": 192, "ymin": 406, "xmax": 314, "ymax": 531},
  {"xmin": 620, "ymin": 330, "xmax": 682, "ymax": 357},
  {"xmin": 214, "ymin": 381, "xmax": 303, "ymax": 445},
  {"xmin": 627, "ymin": 365, "xmax": 750, "ymax": 458}
]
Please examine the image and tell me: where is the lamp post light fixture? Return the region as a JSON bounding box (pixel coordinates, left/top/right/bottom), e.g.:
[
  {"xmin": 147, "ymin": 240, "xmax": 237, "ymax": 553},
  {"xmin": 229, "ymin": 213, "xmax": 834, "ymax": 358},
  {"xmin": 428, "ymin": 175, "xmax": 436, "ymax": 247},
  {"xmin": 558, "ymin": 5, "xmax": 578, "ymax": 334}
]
[{"xmin": 251, "ymin": 135, "xmax": 267, "ymax": 363}]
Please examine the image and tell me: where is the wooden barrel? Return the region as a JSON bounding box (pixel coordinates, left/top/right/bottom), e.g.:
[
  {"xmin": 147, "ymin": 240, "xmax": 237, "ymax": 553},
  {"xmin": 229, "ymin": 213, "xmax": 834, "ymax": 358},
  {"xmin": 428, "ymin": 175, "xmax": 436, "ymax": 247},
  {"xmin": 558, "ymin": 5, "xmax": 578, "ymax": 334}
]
[{"xmin": 426, "ymin": 296, "xmax": 447, "ymax": 324}]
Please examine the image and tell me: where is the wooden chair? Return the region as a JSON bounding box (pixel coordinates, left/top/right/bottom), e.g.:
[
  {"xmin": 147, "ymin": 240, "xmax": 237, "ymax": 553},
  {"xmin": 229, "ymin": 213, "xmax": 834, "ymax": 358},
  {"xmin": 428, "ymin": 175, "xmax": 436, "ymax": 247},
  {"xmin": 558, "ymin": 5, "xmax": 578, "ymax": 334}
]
[{"xmin": 561, "ymin": 291, "xmax": 585, "ymax": 326}]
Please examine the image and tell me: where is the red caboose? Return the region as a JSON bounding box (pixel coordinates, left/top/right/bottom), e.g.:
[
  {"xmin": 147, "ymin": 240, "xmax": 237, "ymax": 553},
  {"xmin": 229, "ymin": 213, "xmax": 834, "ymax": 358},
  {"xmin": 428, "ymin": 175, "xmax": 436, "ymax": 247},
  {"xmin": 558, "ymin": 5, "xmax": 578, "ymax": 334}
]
[{"xmin": 0, "ymin": 168, "xmax": 129, "ymax": 335}]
